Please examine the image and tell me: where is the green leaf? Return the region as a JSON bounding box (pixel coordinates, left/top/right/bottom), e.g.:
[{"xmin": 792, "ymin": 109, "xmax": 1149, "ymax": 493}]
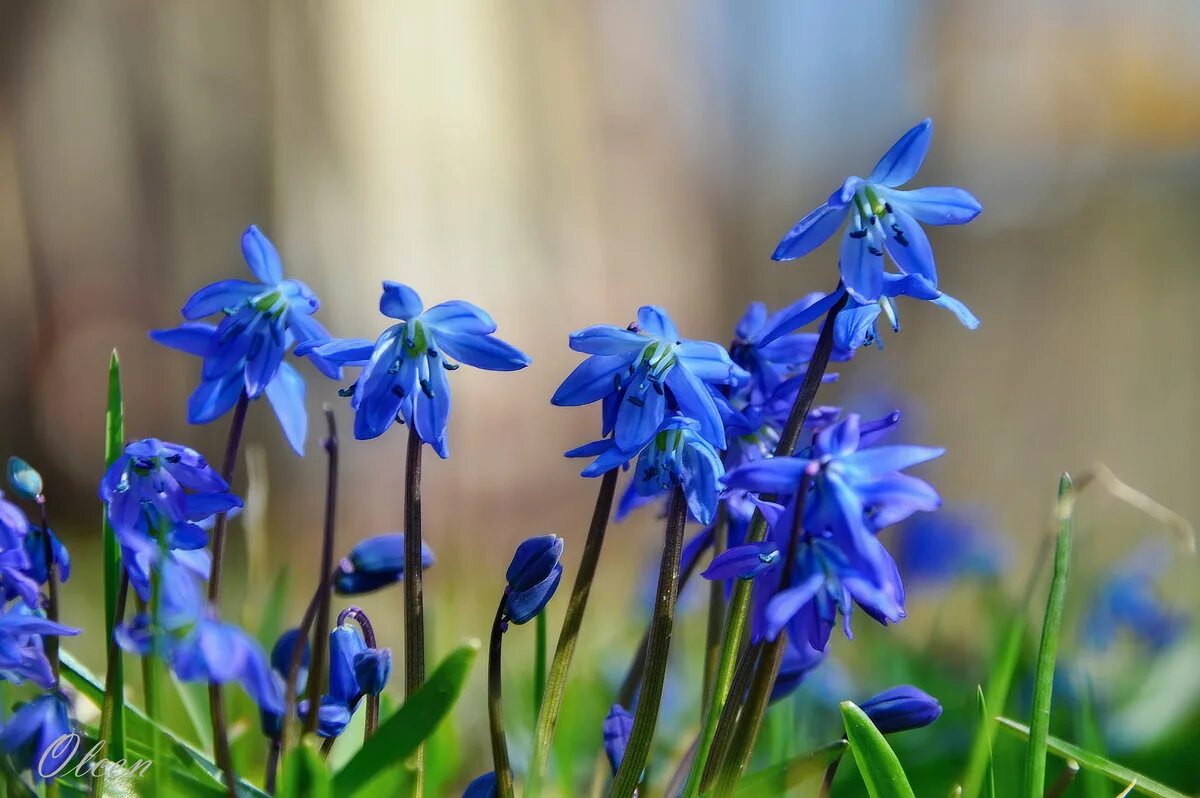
[
  {"xmin": 736, "ymin": 739, "xmax": 848, "ymax": 795},
  {"xmin": 976, "ymin": 687, "xmax": 995, "ymax": 798},
  {"xmin": 99, "ymin": 350, "xmax": 127, "ymax": 768},
  {"xmin": 279, "ymin": 743, "xmax": 332, "ymax": 798},
  {"xmin": 333, "ymin": 639, "xmax": 480, "ymax": 796},
  {"xmin": 996, "ymin": 717, "xmax": 1189, "ymax": 798},
  {"xmin": 1077, "ymin": 677, "xmax": 1108, "ymax": 798},
  {"xmin": 839, "ymin": 701, "xmax": 916, "ymax": 798},
  {"xmin": 1024, "ymin": 474, "xmax": 1073, "ymax": 798}
]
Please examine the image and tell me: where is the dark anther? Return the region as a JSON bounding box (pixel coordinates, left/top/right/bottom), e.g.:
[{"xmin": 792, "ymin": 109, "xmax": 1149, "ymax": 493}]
[
  {"xmin": 442, "ymin": 362, "xmax": 460, "ymax": 371},
  {"xmin": 626, "ymin": 322, "xmax": 641, "ymax": 333},
  {"xmin": 394, "ymin": 413, "xmax": 406, "ymax": 425},
  {"xmin": 651, "ymin": 381, "xmax": 665, "ymax": 396},
  {"xmin": 404, "ymin": 337, "xmax": 416, "ymax": 350},
  {"xmin": 642, "ymin": 467, "xmax": 658, "ymax": 481},
  {"xmin": 164, "ymin": 454, "xmax": 182, "ymax": 464},
  {"xmin": 427, "ymin": 348, "xmax": 438, "ymax": 358},
  {"xmin": 613, "ymin": 374, "xmax": 623, "ymax": 391},
  {"xmin": 628, "ymin": 395, "xmax": 644, "ymax": 408},
  {"xmin": 849, "ymin": 229, "xmax": 867, "ymax": 239},
  {"xmin": 869, "ymin": 215, "xmax": 877, "ymax": 225},
  {"xmin": 868, "ymin": 246, "xmax": 884, "ymax": 257},
  {"xmin": 338, "ymin": 384, "xmax": 356, "ymax": 397},
  {"xmin": 884, "ymin": 202, "xmax": 893, "ymax": 213},
  {"xmin": 420, "ymin": 379, "xmax": 434, "ymax": 398},
  {"xmin": 392, "ymin": 385, "xmax": 406, "ymax": 399}
]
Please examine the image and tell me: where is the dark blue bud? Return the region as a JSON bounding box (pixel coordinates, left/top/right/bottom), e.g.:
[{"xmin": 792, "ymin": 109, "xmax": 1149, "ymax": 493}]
[
  {"xmin": 22, "ymin": 526, "xmax": 71, "ymax": 585},
  {"xmin": 602, "ymin": 704, "xmax": 634, "ymax": 775},
  {"xmin": 505, "ymin": 564, "xmax": 563, "ymax": 625},
  {"xmin": 334, "ymin": 533, "xmax": 435, "ymax": 596},
  {"xmin": 859, "ymin": 685, "xmax": 942, "ymax": 734},
  {"xmin": 6, "ymin": 457, "xmax": 42, "ymax": 501},
  {"xmin": 271, "ymin": 629, "xmax": 310, "ymax": 689},
  {"xmin": 506, "ymin": 534, "xmax": 564, "ymax": 592},
  {"xmin": 463, "ymin": 772, "xmax": 498, "ymax": 798},
  {"xmin": 701, "ymin": 542, "xmax": 779, "ymax": 582},
  {"xmin": 353, "ymin": 647, "xmax": 392, "ymax": 696}
]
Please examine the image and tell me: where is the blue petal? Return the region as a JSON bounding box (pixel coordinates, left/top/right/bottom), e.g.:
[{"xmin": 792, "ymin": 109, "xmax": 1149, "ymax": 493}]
[
  {"xmin": 815, "ymin": 415, "xmax": 860, "ymax": 459},
  {"xmin": 833, "ymin": 302, "xmax": 881, "ymax": 351},
  {"xmin": 614, "ymin": 375, "xmax": 666, "ymax": 453},
  {"xmin": 772, "ymin": 203, "xmax": 849, "ymax": 261},
  {"xmin": 463, "ymin": 772, "xmax": 499, "ymax": 798},
  {"xmin": 839, "ymin": 228, "xmax": 884, "ymax": 303},
  {"xmin": 676, "ymin": 341, "xmax": 736, "ymax": 383},
  {"xmin": 181, "ymin": 280, "xmax": 261, "ymax": 320},
  {"xmin": 506, "ymin": 535, "xmax": 564, "ymax": 592},
  {"xmin": 880, "ymin": 272, "xmax": 940, "ymax": 300},
  {"xmin": 413, "ymin": 354, "xmax": 451, "ymax": 458},
  {"xmin": 857, "ymin": 473, "xmax": 941, "ymax": 529},
  {"xmin": 757, "ymin": 289, "xmax": 845, "ymax": 348},
  {"xmin": 841, "ymin": 445, "xmax": 944, "ymax": 476},
  {"xmin": 265, "ymin": 362, "xmax": 308, "ymax": 455},
  {"xmin": 552, "ymin": 355, "xmax": 629, "ymax": 407},
  {"xmin": 436, "ymin": 331, "xmax": 530, "ymax": 372},
  {"xmin": 150, "ymin": 323, "xmax": 217, "ymax": 356},
  {"xmin": 423, "ymin": 299, "xmax": 496, "ymax": 334},
  {"xmin": 932, "ymin": 292, "xmax": 980, "ymax": 330},
  {"xmin": 187, "ymin": 372, "xmax": 245, "ymax": 425},
  {"xmin": 664, "ymin": 366, "xmax": 725, "ymax": 449},
  {"xmin": 735, "ymin": 302, "xmax": 768, "ymax": 340},
  {"xmin": 702, "ymin": 542, "xmax": 779, "ymax": 581},
  {"xmin": 883, "ymin": 207, "xmax": 936, "ymax": 286},
  {"xmin": 569, "ymin": 326, "xmax": 647, "ymax": 356},
  {"xmin": 379, "ymin": 281, "xmax": 424, "ymax": 320},
  {"xmin": 889, "ymin": 186, "xmax": 982, "ymax": 226},
  {"xmin": 241, "ymin": 225, "xmax": 284, "ymax": 285},
  {"xmin": 867, "ymin": 118, "xmax": 933, "ymax": 188},
  {"xmin": 564, "ymin": 439, "xmax": 613, "ymax": 459},
  {"xmin": 328, "ymin": 625, "xmax": 368, "ymax": 703},
  {"xmin": 506, "ymin": 564, "xmax": 562, "ymax": 624},
  {"xmin": 603, "ymin": 705, "xmax": 634, "ymax": 775},
  {"xmin": 302, "ymin": 337, "xmax": 377, "ymax": 365},
  {"xmin": 244, "ymin": 326, "xmax": 287, "ymax": 397},
  {"xmin": 636, "ymin": 306, "xmax": 678, "ymax": 340},
  {"xmin": 289, "ymin": 313, "xmax": 342, "ymax": 379},
  {"xmin": 721, "ymin": 457, "xmax": 812, "ymax": 493},
  {"xmin": 682, "ymin": 436, "xmax": 725, "ymax": 525},
  {"xmin": 579, "ymin": 444, "xmax": 634, "ymax": 478},
  {"xmin": 764, "ymin": 574, "xmax": 825, "ymax": 641}
]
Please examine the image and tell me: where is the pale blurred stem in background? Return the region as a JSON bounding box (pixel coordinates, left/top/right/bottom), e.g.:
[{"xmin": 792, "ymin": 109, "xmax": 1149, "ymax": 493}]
[
  {"xmin": 487, "ymin": 595, "xmax": 515, "ymax": 798},
  {"xmin": 205, "ymin": 389, "xmax": 250, "ymax": 798},
  {"xmin": 526, "ymin": 467, "xmax": 619, "ymax": 798},
  {"xmin": 403, "ymin": 428, "xmax": 426, "ymax": 796},
  {"xmin": 303, "ymin": 410, "xmax": 340, "ymax": 737},
  {"xmin": 686, "ymin": 290, "xmax": 846, "ymax": 797},
  {"xmin": 36, "ymin": 496, "xmax": 59, "ymax": 681},
  {"xmin": 713, "ymin": 474, "xmax": 813, "ymax": 796},
  {"xmin": 607, "ymin": 486, "xmax": 688, "ymax": 797}
]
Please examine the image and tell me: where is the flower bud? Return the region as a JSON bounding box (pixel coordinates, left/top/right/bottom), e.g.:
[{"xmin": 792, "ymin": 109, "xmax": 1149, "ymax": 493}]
[
  {"xmin": 353, "ymin": 647, "xmax": 392, "ymax": 696},
  {"xmin": 503, "ymin": 535, "xmax": 565, "ymax": 625},
  {"xmin": 334, "ymin": 533, "xmax": 435, "ymax": 595},
  {"xmin": 859, "ymin": 685, "xmax": 942, "ymax": 734},
  {"xmin": 6, "ymin": 457, "xmax": 42, "ymax": 502},
  {"xmin": 463, "ymin": 772, "xmax": 497, "ymax": 798}
]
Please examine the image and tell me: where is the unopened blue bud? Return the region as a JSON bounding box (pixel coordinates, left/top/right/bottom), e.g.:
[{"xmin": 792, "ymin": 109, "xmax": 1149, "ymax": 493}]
[
  {"xmin": 6, "ymin": 457, "xmax": 42, "ymax": 501},
  {"xmin": 463, "ymin": 772, "xmax": 497, "ymax": 798},
  {"xmin": 859, "ymin": 685, "xmax": 942, "ymax": 734},
  {"xmin": 334, "ymin": 533, "xmax": 435, "ymax": 595},
  {"xmin": 505, "ymin": 534, "xmax": 563, "ymax": 592}
]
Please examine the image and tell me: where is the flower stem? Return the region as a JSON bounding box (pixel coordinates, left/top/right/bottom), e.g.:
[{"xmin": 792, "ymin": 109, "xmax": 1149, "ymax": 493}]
[
  {"xmin": 697, "ymin": 643, "xmax": 760, "ymax": 793},
  {"xmin": 527, "ymin": 467, "xmax": 619, "ymax": 798},
  {"xmin": 702, "ymin": 506, "xmax": 728, "ymax": 699},
  {"xmin": 685, "ymin": 292, "xmax": 845, "ymax": 796},
  {"xmin": 265, "ymin": 738, "xmax": 282, "ymax": 795},
  {"xmin": 338, "ymin": 606, "xmax": 381, "ymax": 739},
  {"xmin": 303, "ymin": 409, "xmax": 340, "ymax": 737},
  {"xmin": 95, "ymin": 572, "xmax": 129, "ymax": 798},
  {"xmin": 488, "ymin": 595, "xmax": 516, "ymax": 798},
  {"xmin": 534, "ymin": 609, "xmax": 547, "ymax": 727},
  {"xmin": 608, "ymin": 486, "xmax": 688, "ymax": 797},
  {"xmin": 403, "ymin": 427, "xmax": 426, "ymax": 795},
  {"xmin": 35, "ymin": 498, "xmax": 59, "ymax": 682},
  {"xmin": 278, "ymin": 571, "xmax": 334, "ymax": 770}
]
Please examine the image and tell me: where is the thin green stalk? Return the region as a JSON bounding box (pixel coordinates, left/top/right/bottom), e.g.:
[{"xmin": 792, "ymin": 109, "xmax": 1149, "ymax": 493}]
[
  {"xmin": 534, "ymin": 609, "xmax": 547, "ymax": 726},
  {"xmin": 488, "ymin": 596, "xmax": 515, "ymax": 798},
  {"xmin": 1024, "ymin": 474, "xmax": 1074, "ymax": 798},
  {"xmin": 608, "ymin": 486, "xmax": 688, "ymax": 797},
  {"xmin": 702, "ymin": 506, "xmax": 729, "ymax": 700},
  {"xmin": 701, "ymin": 644, "xmax": 761, "ymax": 791},
  {"xmin": 404, "ymin": 427, "xmax": 426, "ymax": 796},
  {"xmin": 527, "ymin": 467, "xmax": 618, "ymax": 798},
  {"xmin": 148, "ymin": 523, "xmax": 169, "ymax": 798}
]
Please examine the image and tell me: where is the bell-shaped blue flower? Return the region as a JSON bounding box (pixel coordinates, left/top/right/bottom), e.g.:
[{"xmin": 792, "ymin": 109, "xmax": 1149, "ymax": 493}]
[
  {"xmin": 859, "ymin": 685, "xmax": 942, "ymax": 733},
  {"xmin": 171, "ymin": 616, "xmax": 283, "ymax": 717},
  {"xmin": 0, "ymin": 692, "xmax": 73, "ymax": 782},
  {"xmin": 6, "ymin": 457, "xmax": 42, "ymax": 502},
  {"xmin": 730, "ymin": 298, "xmax": 852, "ymax": 406},
  {"xmin": 553, "ymin": 305, "xmax": 745, "ymax": 453},
  {"xmin": 334, "ymin": 533, "xmax": 435, "ymax": 595},
  {"xmin": 772, "ymin": 118, "xmax": 981, "ymax": 303},
  {"xmin": 151, "ymin": 226, "xmax": 340, "ymax": 454},
  {"xmin": 463, "ymin": 772, "xmax": 498, "ymax": 798},
  {"xmin": 0, "ymin": 602, "xmax": 80, "ymax": 688},
  {"xmin": 260, "ymin": 628, "xmax": 311, "ymax": 737},
  {"xmin": 21, "ymin": 525, "xmax": 71, "ymax": 588},
  {"xmin": 503, "ymin": 535, "xmax": 564, "ymax": 625},
  {"xmin": 0, "ymin": 494, "xmax": 40, "ymax": 609},
  {"xmin": 305, "ymin": 281, "xmax": 530, "ymax": 454},
  {"xmin": 602, "ymin": 704, "xmax": 634, "ymax": 775},
  {"xmin": 353, "ymin": 647, "xmax": 392, "ymax": 696}
]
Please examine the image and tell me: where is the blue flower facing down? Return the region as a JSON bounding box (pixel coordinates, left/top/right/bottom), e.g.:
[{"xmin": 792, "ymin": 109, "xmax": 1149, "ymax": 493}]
[
  {"xmin": 568, "ymin": 415, "xmax": 725, "ymax": 525},
  {"xmin": 859, "ymin": 685, "xmax": 942, "ymax": 733},
  {"xmin": 0, "ymin": 494, "xmax": 40, "ymax": 609},
  {"xmin": 503, "ymin": 535, "xmax": 565, "ymax": 625},
  {"xmin": 151, "ymin": 226, "xmax": 340, "ymax": 454},
  {"xmin": 0, "ymin": 692, "xmax": 73, "ymax": 782},
  {"xmin": 171, "ymin": 616, "xmax": 283, "ymax": 717},
  {"xmin": 353, "ymin": 647, "xmax": 392, "ymax": 696},
  {"xmin": 0, "ymin": 601, "xmax": 80, "ymax": 688},
  {"xmin": 261, "ymin": 628, "xmax": 310, "ymax": 737},
  {"xmin": 334, "ymin": 533, "xmax": 435, "ymax": 595},
  {"xmin": 1083, "ymin": 544, "xmax": 1189, "ymax": 652},
  {"xmin": 602, "ymin": 704, "xmax": 634, "ymax": 775},
  {"xmin": 773, "ymin": 118, "xmax": 981, "ymax": 303},
  {"xmin": 552, "ymin": 305, "xmax": 745, "ymax": 453},
  {"xmin": 463, "ymin": 772, "xmax": 498, "ymax": 798},
  {"xmin": 305, "ymin": 282, "xmax": 529, "ymax": 454}
]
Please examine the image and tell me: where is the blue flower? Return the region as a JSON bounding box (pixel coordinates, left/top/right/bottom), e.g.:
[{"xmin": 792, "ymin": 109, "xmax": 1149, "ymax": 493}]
[
  {"xmin": 769, "ymin": 638, "xmax": 826, "ymax": 703},
  {"xmin": 731, "ymin": 297, "xmax": 851, "ymax": 405},
  {"xmin": 463, "ymin": 772, "xmax": 498, "ymax": 798},
  {"xmin": 353, "ymin": 647, "xmax": 392, "ymax": 696},
  {"xmin": 6, "ymin": 457, "xmax": 42, "ymax": 502},
  {"xmin": 305, "ymin": 282, "xmax": 529, "ymax": 454},
  {"xmin": 892, "ymin": 509, "xmax": 1005, "ymax": 587},
  {"xmin": 0, "ymin": 494, "xmax": 40, "ymax": 609},
  {"xmin": 1083, "ymin": 544, "xmax": 1188, "ymax": 652},
  {"xmin": 859, "ymin": 685, "xmax": 942, "ymax": 733},
  {"xmin": 0, "ymin": 601, "xmax": 80, "ymax": 688},
  {"xmin": 334, "ymin": 533, "xmax": 435, "ymax": 596},
  {"xmin": 151, "ymin": 226, "xmax": 339, "ymax": 454},
  {"xmin": 568, "ymin": 415, "xmax": 725, "ymax": 525},
  {"xmin": 552, "ymin": 306, "xmax": 744, "ymax": 453},
  {"xmin": 21, "ymin": 525, "xmax": 71, "ymax": 589},
  {"xmin": 772, "ymin": 118, "xmax": 981, "ymax": 303},
  {"xmin": 702, "ymin": 541, "xmax": 780, "ymax": 582},
  {"xmin": 504, "ymin": 535, "xmax": 564, "ymax": 625},
  {"xmin": 602, "ymin": 704, "xmax": 634, "ymax": 775},
  {"xmin": 171, "ymin": 615, "xmax": 283, "ymax": 717},
  {"xmin": 0, "ymin": 692, "xmax": 73, "ymax": 782},
  {"xmin": 261, "ymin": 628, "xmax": 310, "ymax": 737}
]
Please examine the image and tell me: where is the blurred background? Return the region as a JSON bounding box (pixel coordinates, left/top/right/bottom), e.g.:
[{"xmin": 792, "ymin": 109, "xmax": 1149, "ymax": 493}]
[{"xmin": 1, "ymin": 1, "xmax": 1198, "ymax": 794}]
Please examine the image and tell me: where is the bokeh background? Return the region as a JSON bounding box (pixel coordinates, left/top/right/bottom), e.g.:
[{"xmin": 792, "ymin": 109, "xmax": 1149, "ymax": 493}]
[{"xmin": 1, "ymin": 1, "xmax": 1198, "ymax": 794}]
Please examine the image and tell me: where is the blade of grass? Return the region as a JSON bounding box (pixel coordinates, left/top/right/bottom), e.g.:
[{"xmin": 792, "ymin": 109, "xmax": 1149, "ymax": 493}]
[
  {"xmin": 839, "ymin": 701, "xmax": 915, "ymax": 798},
  {"xmin": 976, "ymin": 687, "xmax": 995, "ymax": 798},
  {"xmin": 279, "ymin": 743, "xmax": 332, "ymax": 798},
  {"xmin": 1077, "ymin": 676, "xmax": 1108, "ymax": 798},
  {"xmin": 735, "ymin": 739, "xmax": 848, "ymax": 796},
  {"xmin": 997, "ymin": 718, "xmax": 1188, "ymax": 798},
  {"xmin": 97, "ymin": 350, "xmax": 126, "ymax": 798},
  {"xmin": 1024, "ymin": 474, "xmax": 1073, "ymax": 798}
]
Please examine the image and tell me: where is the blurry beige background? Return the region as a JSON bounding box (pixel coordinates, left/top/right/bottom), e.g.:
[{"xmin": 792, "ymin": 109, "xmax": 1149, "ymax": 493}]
[{"xmin": 1, "ymin": 0, "xmax": 1198, "ymax": 768}]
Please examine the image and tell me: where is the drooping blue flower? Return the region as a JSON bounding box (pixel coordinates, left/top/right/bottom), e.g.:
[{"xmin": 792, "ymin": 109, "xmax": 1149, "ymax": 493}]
[
  {"xmin": 1083, "ymin": 544, "xmax": 1188, "ymax": 652},
  {"xmin": 151, "ymin": 226, "xmax": 340, "ymax": 454},
  {"xmin": 769, "ymin": 638, "xmax": 826, "ymax": 703},
  {"xmin": 334, "ymin": 533, "xmax": 435, "ymax": 595},
  {"xmin": 0, "ymin": 692, "xmax": 73, "ymax": 782},
  {"xmin": 568, "ymin": 415, "xmax": 725, "ymax": 525},
  {"xmin": 891, "ymin": 509, "xmax": 1005, "ymax": 587},
  {"xmin": 21, "ymin": 525, "xmax": 71, "ymax": 588},
  {"xmin": 859, "ymin": 685, "xmax": 943, "ymax": 733},
  {"xmin": 260, "ymin": 628, "xmax": 310, "ymax": 738},
  {"xmin": 304, "ymin": 282, "xmax": 529, "ymax": 454},
  {"xmin": 0, "ymin": 601, "xmax": 80, "ymax": 688},
  {"xmin": 6, "ymin": 457, "xmax": 43, "ymax": 502},
  {"xmin": 353, "ymin": 647, "xmax": 392, "ymax": 696},
  {"xmin": 0, "ymin": 494, "xmax": 40, "ymax": 609},
  {"xmin": 312, "ymin": 623, "xmax": 369, "ymax": 738},
  {"xmin": 772, "ymin": 118, "xmax": 981, "ymax": 303},
  {"xmin": 463, "ymin": 772, "xmax": 498, "ymax": 798},
  {"xmin": 602, "ymin": 704, "xmax": 634, "ymax": 775},
  {"xmin": 503, "ymin": 535, "xmax": 564, "ymax": 625},
  {"xmin": 552, "ymin": 305, "xmax": 745, "ymax": 453},
  {"xmin": 171, "ymin": 615, "xmax": 283, "ymax": 717}
]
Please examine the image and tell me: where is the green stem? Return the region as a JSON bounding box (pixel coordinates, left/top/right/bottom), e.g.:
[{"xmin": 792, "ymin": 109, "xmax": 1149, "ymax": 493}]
[
  {"xmin": 148, "ymin": 524, "xmax": 168, "ymax": 798},
  {"xmin": 700, "ymin": 645, "xmax": 760, "ymax": 791},
  {"xmin": 608, "ymin": 486, "xmax": 688, "ymax": 797},
  {"xmin": 404, "ymin": 428, "xmax": 426, "ymax": 796},
  {"xmin": 1024, "ymin": 474, "xmax": 1074, "ymax": 798},
  {"xmin": 36, "ymin": 499, "xmax": 59, "ymax": 682},
  {"xmin": 488, "ymin": 597, "xmax": 515, "ymax": 798},
  {"xmin": 702, "ymin": 507, "xmax": 729, "ymax": 700},
  {"xmin": 534, "ymin": 609, "xmax": 547, "ymax": 726},
  {"xmin": 95, "ymin": 573, "xmax": 129, "ymax": 798},
  {"xmin": 526, "ymin": 467, "xmax": 618, "ymax": 798}
]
